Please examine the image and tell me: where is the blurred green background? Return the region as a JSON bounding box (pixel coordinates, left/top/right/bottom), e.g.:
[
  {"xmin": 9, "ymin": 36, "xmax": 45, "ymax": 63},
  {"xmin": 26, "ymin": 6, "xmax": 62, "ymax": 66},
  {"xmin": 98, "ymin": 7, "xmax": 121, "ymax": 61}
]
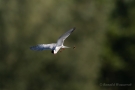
[{"xmin": 0, "ymin": 0, "xmax": 135, "ymax": 90}]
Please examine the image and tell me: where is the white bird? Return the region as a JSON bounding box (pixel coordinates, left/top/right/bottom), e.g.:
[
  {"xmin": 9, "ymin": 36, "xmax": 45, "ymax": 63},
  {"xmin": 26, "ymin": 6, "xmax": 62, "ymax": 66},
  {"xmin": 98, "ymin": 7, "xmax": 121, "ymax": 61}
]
[{"xmin": 30, "ymin": 27, "xmax": 76, "ymax": 54}]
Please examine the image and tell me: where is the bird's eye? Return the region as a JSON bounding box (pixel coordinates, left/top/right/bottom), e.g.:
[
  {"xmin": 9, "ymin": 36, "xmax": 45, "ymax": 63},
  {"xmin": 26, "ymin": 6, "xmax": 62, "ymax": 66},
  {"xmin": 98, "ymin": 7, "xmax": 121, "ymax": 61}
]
[{"xmin": 51, "ymin": 50, "xmax": 54, "ymax": 54}]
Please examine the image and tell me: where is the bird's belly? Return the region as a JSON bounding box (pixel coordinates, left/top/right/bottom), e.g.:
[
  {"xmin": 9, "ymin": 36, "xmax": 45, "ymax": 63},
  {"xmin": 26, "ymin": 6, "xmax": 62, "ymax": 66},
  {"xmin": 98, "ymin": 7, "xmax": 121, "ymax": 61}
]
[{"xmin": 54, "ymin": 46, "xmax": 61, "ymax": 53}]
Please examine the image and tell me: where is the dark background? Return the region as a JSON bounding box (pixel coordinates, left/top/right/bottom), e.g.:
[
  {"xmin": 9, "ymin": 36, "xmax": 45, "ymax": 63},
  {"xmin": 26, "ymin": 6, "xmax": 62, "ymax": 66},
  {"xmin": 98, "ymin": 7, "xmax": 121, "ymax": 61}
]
[{"xmin": 0, "ymin": 0, "xmax": 135, "ymax": 90}]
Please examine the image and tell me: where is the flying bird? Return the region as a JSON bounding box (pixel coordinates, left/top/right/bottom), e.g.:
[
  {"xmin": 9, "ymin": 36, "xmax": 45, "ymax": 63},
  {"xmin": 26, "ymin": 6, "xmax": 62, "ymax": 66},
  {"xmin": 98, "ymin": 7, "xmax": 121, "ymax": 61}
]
[{"xmin": 30, "ymin": 27, "xmax": 76, "ymax": 54}]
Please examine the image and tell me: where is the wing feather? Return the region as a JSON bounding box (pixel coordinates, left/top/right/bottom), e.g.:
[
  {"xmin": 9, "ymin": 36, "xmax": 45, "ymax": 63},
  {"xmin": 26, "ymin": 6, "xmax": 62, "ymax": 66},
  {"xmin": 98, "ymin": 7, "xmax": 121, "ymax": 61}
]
[
  {"xmin": 56, "ymin": 27, "xmax": 75, "ymax": 46},
  {"xmin": 30, "ymin": 43, "xmax": 56, "ymax": 51}
]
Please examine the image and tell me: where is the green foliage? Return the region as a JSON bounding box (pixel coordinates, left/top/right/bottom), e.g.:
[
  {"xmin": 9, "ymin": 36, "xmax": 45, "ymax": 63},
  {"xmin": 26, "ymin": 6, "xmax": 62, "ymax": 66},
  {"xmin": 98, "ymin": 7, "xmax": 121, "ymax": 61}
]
[
  {"xmin": 2, "ymin": 0, "xmax": 133, "ymax": 90},
  {"xmin": 99, "ymin": 0, "xmax": 135, "ymax": 90}
]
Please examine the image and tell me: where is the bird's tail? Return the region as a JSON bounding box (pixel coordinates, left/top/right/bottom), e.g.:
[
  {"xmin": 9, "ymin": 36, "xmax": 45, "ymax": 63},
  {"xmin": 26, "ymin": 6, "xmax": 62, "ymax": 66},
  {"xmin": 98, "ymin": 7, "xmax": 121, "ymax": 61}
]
[{"xmin": 62, "ymin": 46, "xmax": 70, "ymax": 48}]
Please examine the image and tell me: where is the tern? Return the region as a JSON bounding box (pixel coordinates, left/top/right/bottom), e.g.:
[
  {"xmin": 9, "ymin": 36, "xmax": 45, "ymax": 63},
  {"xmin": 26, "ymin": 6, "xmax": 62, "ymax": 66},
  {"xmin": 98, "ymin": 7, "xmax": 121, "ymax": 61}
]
[{"xmin": 30, "ymin": 27, "xmax": 76, "ymax": 54}]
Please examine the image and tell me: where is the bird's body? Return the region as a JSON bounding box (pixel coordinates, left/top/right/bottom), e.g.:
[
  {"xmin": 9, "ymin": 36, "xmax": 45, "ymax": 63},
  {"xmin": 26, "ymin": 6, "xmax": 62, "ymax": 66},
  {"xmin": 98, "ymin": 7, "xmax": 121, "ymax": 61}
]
[{"xmin": 30, "ymin": 27, "xmax": 75, "ymax": 54}]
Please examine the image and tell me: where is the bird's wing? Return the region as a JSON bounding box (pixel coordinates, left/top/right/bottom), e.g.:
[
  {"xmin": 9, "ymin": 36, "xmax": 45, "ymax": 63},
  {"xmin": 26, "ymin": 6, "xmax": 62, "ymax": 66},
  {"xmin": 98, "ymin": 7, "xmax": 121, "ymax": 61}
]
[
  {"xmin": 56, "ymin": 27, "xmax": 75, "ymax": 46},
  {"xmin": 30, "ymin": 43, "xmax": 56, "ymax": 51}
]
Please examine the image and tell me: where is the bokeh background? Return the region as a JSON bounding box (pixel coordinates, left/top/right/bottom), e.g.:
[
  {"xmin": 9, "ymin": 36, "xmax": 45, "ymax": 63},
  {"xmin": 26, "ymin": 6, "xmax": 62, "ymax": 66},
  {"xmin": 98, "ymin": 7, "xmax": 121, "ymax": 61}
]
[{"xmin": 0, "ymin": 0, "xmax": 135, "ymax": 90}]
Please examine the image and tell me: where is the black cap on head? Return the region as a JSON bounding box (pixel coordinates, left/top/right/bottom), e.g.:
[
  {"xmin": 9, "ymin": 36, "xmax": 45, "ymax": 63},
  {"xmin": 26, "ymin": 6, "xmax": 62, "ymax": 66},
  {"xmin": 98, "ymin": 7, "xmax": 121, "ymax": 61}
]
[{"xmin": 51, "ymin": 50, "xmax": 54, "ymax": 54}]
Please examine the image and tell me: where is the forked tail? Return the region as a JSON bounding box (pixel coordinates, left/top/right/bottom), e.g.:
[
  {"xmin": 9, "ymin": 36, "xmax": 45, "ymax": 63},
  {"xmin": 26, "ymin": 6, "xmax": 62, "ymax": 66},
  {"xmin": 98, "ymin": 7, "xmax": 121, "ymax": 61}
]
[{"xmin": 62, "ymin": 46, "xmax": 70, "ymax": 48}]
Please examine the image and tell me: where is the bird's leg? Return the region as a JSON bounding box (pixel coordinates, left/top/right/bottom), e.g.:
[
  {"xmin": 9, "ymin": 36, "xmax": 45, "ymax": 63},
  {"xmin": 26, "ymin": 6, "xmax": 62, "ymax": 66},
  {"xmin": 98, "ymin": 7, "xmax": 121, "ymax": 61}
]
[
  {"xmin": 60, "ymin": 50, "xmax": 62, "ymax": 52},
  {"xmin": 60, "ymin": 48, "xmax": 65, "ymax": 53}
]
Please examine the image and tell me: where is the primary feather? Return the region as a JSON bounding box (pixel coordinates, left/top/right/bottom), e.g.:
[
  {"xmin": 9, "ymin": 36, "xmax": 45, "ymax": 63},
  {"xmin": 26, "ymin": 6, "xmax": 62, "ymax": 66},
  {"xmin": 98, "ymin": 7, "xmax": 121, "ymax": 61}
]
[
  {"xmin": 30, "ymin": 43, "xmax": 56, "ymax": 51},
  {"xmin": 56, "ymin": 27, "xmax": 75, "ymax": 46}
]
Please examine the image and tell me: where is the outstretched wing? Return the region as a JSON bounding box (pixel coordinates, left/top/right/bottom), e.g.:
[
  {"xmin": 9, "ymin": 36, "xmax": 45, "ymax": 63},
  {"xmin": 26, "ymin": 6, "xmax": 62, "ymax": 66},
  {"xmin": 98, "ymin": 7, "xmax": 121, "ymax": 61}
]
[
  {"xmin": 30, "ymin": 43, "xmax": 56, "ymax": 51},
  {"xmin": 56, "ymin": 27, "xmax": 75, "ymax": 46}
]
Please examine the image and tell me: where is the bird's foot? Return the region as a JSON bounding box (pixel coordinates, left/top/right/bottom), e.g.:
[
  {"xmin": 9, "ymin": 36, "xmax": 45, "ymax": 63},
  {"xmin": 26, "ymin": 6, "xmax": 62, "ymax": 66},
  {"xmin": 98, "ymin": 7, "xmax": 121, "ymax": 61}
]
[{"xmin": 60, "ymin": 50, "xmax": 62, "ymax": 52}]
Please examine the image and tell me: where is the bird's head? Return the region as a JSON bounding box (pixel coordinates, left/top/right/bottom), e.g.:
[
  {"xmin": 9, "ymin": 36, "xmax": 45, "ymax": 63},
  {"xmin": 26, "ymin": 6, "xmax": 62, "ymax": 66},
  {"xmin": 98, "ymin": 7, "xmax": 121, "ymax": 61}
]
[{"xmin": 51, "ymin": 50, "xmax": 57, "ymax": 54}]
